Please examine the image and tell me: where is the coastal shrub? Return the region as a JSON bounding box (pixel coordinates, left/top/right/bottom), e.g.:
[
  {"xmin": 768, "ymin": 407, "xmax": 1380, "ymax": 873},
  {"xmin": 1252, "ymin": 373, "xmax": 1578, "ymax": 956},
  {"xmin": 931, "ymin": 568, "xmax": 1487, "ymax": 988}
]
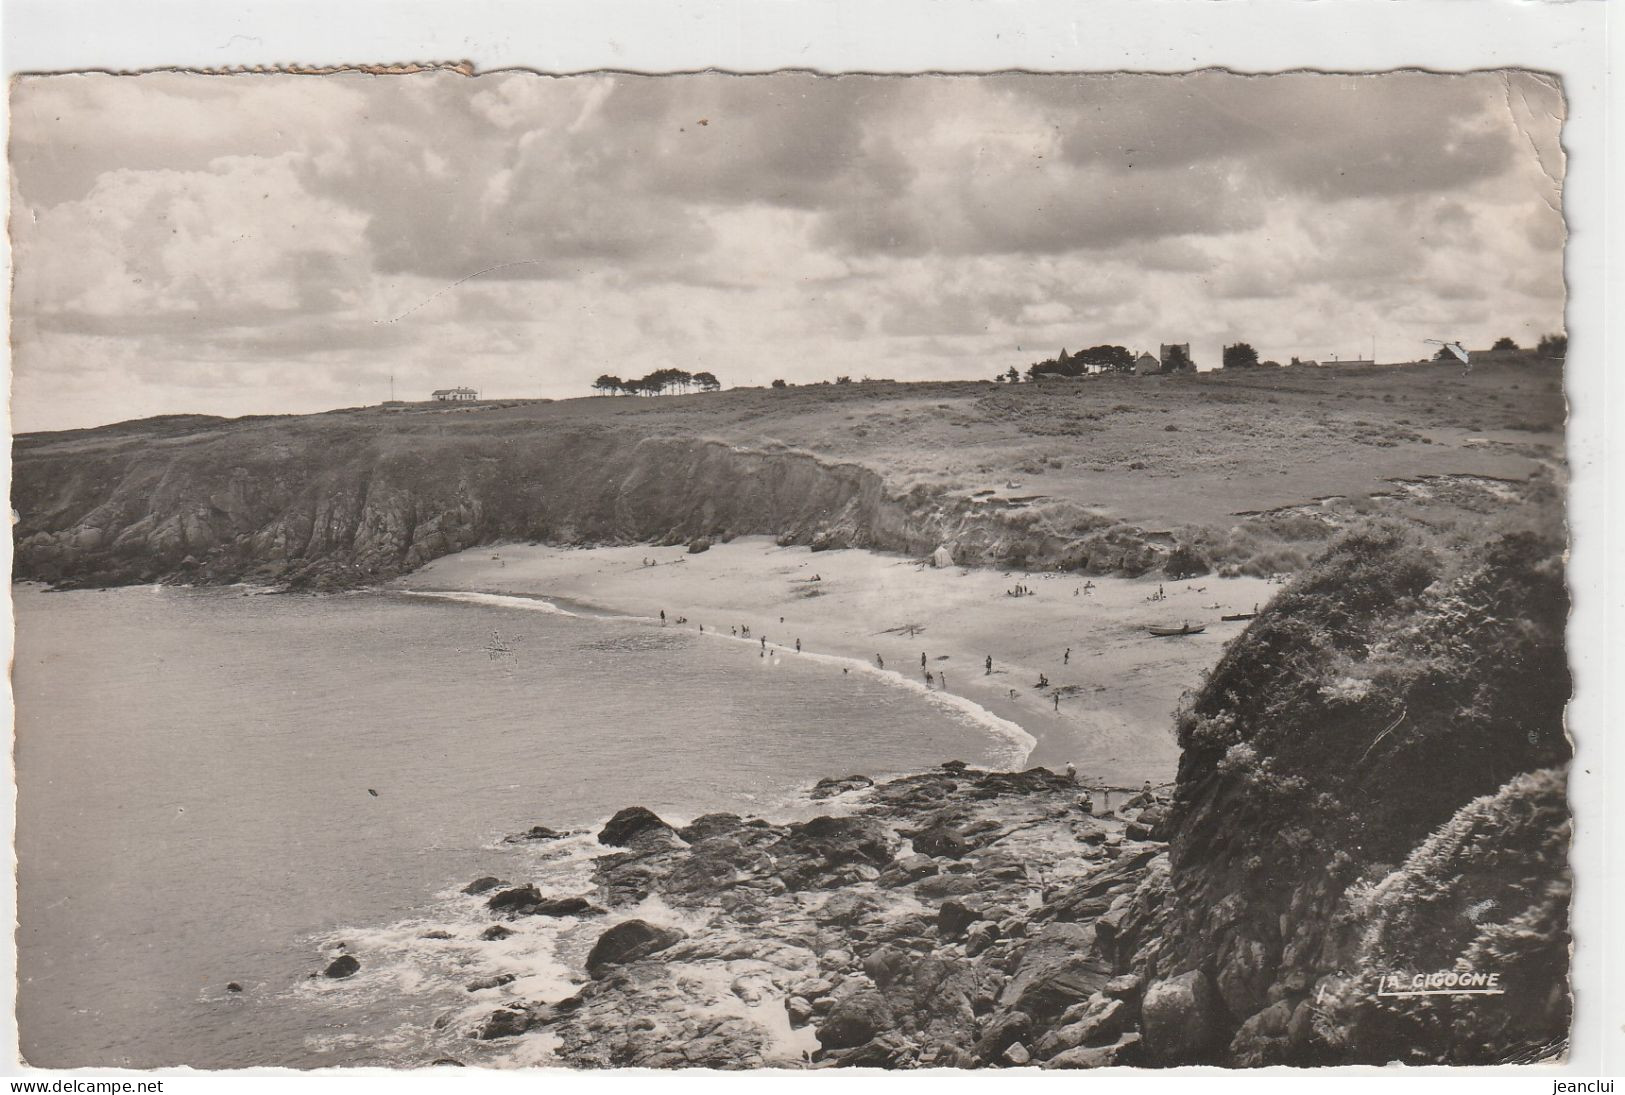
[{"xmin": 1346, "ymin": 769, "xmax": 1571, "ymax": 1063}]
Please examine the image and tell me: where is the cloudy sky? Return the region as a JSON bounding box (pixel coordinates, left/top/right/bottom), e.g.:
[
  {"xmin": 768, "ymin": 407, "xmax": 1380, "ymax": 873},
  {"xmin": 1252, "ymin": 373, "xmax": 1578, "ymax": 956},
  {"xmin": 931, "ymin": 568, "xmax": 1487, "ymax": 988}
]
[{"xmin": 9, "ymin": 70, "xmax": 1565, "ymax": 432}]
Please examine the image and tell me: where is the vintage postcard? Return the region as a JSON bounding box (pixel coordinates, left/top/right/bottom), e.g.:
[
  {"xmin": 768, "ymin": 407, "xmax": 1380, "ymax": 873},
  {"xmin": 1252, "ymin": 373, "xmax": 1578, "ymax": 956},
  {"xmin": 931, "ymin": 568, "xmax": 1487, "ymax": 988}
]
[{"xmin": 8, "ymin": 67, "xmax": 1574, "ymax": 1071}]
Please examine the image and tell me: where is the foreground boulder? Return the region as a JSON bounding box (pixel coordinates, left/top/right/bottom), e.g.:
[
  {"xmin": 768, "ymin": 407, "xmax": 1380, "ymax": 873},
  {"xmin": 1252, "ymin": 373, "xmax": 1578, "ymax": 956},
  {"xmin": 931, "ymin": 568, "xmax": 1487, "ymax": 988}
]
[
  {"xmin": 585, "ymin": 919, "xmax": 687, "ymax": 976},
  {"xmin": 1140, "ymin": 970, "xmax": 1225, "ymax": 1062},
  {"xmin": 816, "ymin": 992, "xmax": 895, "ymax": 1050}
]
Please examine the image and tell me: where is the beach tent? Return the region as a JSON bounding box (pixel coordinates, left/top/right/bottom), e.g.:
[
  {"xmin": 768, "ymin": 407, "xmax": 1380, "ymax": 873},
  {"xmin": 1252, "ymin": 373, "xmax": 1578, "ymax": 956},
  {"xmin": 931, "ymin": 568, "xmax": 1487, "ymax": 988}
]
[{"xmin": 931, "ymin": 545, "xmax": 955, "ymax": 568}]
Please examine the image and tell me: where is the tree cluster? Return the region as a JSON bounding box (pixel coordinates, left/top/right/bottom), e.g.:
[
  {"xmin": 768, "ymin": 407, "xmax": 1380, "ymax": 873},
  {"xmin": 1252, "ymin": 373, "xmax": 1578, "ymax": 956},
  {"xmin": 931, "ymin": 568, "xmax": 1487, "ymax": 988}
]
[
  {"xmin": 1222, "ymin": 342, "xmax": 1260, "ymax": 369},
  {"xmin": 1023, "ymin": 344, "xmax": 1137, "ymax": 381},
  {"xmin": 593, "ymin": 369, "xmax": 721, "ymax": 396}
]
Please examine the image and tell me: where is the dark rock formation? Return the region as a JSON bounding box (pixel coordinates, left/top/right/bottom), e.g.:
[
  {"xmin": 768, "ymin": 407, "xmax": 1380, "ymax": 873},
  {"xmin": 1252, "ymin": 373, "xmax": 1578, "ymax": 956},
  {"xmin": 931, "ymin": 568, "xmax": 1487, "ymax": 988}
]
[
  {"xmin": 810, "ymin": 775, "xmax": 875, "ymax": 800},
  {"xmin": 599, "ymin": 806, "xmax": 678, "ymax": 847},
  {"xmin": 487, "ymin": 885, "xmax": 542, "ymax": 914},
  {"xmin": 322, "ymin": 955, "xmax": 360, "ymax": 979},
  {"xmin": 504, "ymin": 825, "xmax": 567, "ymax": 843},
  {"xmin": 532, "ymin": 896, "xmax": 603, "ymax": 918},
  {"xmin": 585, "ymin": 920, "xmax": 688, "ymax": 977}
]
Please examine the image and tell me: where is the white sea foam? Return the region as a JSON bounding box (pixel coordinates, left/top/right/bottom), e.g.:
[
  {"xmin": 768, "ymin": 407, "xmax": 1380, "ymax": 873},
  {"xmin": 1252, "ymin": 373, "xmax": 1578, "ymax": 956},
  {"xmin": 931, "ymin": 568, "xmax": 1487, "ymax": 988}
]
[{"xmin": 401, "ymin": 589, "xmax": 580, "ymax": 617}]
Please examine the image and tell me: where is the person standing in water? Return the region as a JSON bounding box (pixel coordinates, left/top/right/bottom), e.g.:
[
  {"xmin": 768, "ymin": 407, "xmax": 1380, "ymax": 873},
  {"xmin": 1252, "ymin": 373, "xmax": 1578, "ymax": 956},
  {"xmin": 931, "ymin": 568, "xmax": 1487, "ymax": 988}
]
[
  {"xmin": 1054, "ymin": 693, "xmax": 1060, "ymax": 712},
  {"xmin": 921, "ymin": 652, "xmax": 928, "ymax": 669},
  {"xmin": 877, "ymin": 654, "xmax": 884, "ymax": 669},
  {"xmin": 985, "ymin": 655, "xmax": 993, "ymax": 675},
  {"xmin": 795, "ymin": 638, "xmax": 802, "ymax": 653},
  {"xmin": 761, "ymin": 636, "xmax": 767, "ymax": 651},
  {"xmin": 660, "ymin": 610, "xmax": 666, "ymax": 625},
  {"xmin": 1064, "ymin": 647, "xmax": 1071, "ymax": 665}
]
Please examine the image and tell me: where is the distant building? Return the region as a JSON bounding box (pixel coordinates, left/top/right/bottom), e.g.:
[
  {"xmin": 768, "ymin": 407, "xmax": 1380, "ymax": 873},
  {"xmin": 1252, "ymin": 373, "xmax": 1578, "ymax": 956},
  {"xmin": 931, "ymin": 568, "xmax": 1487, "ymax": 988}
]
[
  {"xmin": 1159, "ymin": 343, "xmax": 1194, "ymax": 372},
  {"xmin": 432, "ymin": 387, "xmax": 479, "ymax": 402},
  {"xmin": 1134, "ymin": 352, "xmax": 1160, "ymax": 376}
]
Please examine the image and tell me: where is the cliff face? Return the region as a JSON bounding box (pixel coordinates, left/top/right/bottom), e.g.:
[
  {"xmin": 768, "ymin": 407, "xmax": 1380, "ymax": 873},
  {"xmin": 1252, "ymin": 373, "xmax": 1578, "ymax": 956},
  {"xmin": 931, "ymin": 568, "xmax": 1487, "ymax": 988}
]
[
  {"xmin": 12, "ymin": 422, "xmax": 900, "ymax": 588},
  {"xmin": 1108, "ymin": 520, "xmax": 1572, "ymax": 1065},
  {"xmin": 13, "ymin": 414, "xmax": 1184, "ymax": 590}
]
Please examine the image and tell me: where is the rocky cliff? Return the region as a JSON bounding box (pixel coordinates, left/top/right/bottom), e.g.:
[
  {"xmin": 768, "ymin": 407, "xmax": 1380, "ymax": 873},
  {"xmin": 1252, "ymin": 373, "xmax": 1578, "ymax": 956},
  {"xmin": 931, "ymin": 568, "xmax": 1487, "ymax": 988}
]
[
  {"xmin": 1109, "ymin": 519, "xmax": 1572, "ymax": 1065},
  {"xmin": 14, "ymin": 411, "xmax": 1195, "ymax": 590}
]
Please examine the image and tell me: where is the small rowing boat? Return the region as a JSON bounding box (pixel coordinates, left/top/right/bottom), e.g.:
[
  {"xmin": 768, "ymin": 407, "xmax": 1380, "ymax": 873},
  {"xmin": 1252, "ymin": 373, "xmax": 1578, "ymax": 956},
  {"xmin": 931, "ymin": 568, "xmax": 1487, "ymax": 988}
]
[
  {"xmin": 1220, "ymin": 612, "xmax": 1257, "ymax": 622},
  {"xmin": 1148, "ymin": 623, "xmax": 1206, "ymax": 637}
]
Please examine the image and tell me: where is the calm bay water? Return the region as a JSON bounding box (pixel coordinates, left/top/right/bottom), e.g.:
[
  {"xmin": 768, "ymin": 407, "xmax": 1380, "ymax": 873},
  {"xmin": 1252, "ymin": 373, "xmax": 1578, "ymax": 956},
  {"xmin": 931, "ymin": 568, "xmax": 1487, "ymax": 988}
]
[{"xmin": 12, "ymin": 584, "xmax": 1017, "ymax": 1068}]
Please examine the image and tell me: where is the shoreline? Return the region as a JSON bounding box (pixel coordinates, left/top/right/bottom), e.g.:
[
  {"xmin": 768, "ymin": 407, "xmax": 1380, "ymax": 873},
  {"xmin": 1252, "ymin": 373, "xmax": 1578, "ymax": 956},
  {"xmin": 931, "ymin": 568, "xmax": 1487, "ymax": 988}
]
[
  {"xmin": 403, "ymin": 587, "xmax": 1039, "ymax": 770},
  {"xmin": 394, "ymin": 537, "xmax": 1276, "ymax": 788}
]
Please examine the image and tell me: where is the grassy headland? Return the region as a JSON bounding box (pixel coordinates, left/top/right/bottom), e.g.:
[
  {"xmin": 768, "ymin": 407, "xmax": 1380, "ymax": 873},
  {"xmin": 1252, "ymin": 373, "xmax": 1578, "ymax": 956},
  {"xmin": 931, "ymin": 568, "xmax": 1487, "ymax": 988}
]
[{"xmin": 13, "ymin": 359, "xmax": 1562, "ymax": 590}]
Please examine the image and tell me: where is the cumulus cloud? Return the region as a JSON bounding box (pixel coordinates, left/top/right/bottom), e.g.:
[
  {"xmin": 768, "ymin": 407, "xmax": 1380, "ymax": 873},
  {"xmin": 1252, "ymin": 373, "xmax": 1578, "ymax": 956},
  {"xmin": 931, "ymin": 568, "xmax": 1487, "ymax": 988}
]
[{"xmin": 8, "ymin": 69, "xmax": 1567, "ymax": 432}]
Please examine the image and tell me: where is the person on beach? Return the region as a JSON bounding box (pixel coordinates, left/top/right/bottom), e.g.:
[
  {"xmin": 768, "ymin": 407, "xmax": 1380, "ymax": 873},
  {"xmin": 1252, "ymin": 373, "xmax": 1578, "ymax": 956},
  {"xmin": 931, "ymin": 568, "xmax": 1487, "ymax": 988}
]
[
  {"xmin": 795, "ymin": 638, "xmax": 802, "ymax": 653},
  {"xmin": 761, "ymin": 636, "xmax": 767, "ymax": 650},
  {"xmin": 660, "ymin": 610, "xmax": 666, "ymax": 625},
  {"xmin": 986, "ymin": 655, "xmax": 993, "ymax": 675},
  {"xmin": 699, "ymin": 624, "xmax": 704, "ymax": 633},
  {"xmin": 877, "ymin": 654, "xmax": 885, "ymax": 669},
  {"xmin": 1064, "ymin": 647, "xmax": 1071, "ymax": 665},
  {"xmin": 921, "ymin": 652, "xmax": 928, "ymax": 669}
]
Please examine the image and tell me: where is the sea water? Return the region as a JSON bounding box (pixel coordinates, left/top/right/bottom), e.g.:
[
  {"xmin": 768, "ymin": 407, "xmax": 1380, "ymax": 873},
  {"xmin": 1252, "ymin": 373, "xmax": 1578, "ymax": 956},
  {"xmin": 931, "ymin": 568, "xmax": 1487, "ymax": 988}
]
[{"xmin": 11, "ymin": 584, "xmax": 1025, "ymax": 1068}]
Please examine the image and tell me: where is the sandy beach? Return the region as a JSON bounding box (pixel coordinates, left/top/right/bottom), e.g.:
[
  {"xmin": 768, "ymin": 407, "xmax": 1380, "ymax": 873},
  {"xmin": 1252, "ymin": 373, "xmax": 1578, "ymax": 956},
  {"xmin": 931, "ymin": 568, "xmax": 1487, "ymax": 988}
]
[{"xmin": 395, "ymin": 538, "xmax": 1275, "ymax": 788}]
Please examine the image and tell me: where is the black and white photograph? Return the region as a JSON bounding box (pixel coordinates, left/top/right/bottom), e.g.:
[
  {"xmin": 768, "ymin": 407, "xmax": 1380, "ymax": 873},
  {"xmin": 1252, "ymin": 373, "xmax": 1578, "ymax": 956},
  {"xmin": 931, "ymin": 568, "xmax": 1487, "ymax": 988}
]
[{"xmin": 3, "ymin": 6, "xmax": 1616, "ymax": 1081}]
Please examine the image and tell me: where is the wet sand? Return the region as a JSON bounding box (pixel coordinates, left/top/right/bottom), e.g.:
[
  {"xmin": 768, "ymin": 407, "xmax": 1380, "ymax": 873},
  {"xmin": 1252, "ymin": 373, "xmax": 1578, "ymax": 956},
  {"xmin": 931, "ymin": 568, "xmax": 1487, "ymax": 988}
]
[{"xmin": 395, "ymin": 538, "xmax": 1276, "ymax": 788}]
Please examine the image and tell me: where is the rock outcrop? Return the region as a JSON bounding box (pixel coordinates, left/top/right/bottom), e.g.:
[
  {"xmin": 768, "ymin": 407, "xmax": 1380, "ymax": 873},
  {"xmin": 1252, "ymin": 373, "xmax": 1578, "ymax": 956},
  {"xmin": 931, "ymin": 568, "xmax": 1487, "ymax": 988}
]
[
  {"xmin": 1114, "ymin": 523, "xmax": 1572, "ymax": 1067},
  {"xmin": 460, "ymin": 764, "xmax": 1174, "ymax": 1068}
]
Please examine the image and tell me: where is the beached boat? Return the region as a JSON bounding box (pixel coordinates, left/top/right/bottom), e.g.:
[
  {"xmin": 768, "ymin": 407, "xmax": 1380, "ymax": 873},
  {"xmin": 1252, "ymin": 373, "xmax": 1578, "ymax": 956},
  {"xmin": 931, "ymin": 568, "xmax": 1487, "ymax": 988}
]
[
  {"xmin": 1148, "ymin": 623, "xmax": 1206, "ymax": 637},
  {"xmin": 1220, "ymin": 612, "xmax": 1257, "ymax": 622}
]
